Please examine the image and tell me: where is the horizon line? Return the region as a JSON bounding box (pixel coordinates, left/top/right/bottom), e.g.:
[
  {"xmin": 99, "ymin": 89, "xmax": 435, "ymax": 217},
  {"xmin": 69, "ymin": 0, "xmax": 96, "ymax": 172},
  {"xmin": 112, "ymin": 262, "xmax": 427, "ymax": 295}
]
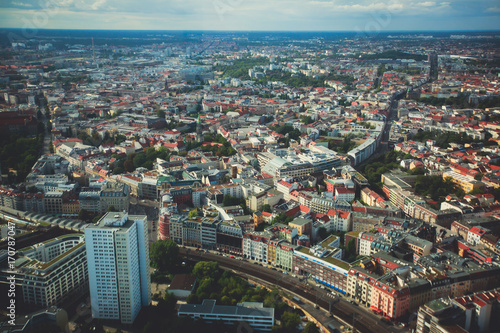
[{"xmin": 1, "ymin": 28, "xmax": 500, "ymax": 33}]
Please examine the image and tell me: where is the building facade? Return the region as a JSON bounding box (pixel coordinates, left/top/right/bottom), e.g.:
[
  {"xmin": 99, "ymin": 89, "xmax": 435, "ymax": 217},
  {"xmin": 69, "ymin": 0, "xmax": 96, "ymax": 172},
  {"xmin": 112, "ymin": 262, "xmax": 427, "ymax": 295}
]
[{"xmin": 85, "ymin": 212, "xmax": 151, "ymax": 324}]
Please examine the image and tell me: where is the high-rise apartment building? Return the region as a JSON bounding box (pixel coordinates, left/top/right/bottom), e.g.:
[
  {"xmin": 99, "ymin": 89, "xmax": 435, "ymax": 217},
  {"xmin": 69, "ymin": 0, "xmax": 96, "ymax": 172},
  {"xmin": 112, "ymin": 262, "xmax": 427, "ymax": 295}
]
[{"xmin": 85, "ymin": 212, "xmax": 151, "ymax": 324}]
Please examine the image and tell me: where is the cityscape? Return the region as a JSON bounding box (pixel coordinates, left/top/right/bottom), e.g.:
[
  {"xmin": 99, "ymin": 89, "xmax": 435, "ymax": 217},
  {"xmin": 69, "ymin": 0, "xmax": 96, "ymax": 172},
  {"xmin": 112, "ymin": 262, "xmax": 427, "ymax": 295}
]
[{"xmin": 0, "ymin": 9, "xmax": 499, "ymax": 333}]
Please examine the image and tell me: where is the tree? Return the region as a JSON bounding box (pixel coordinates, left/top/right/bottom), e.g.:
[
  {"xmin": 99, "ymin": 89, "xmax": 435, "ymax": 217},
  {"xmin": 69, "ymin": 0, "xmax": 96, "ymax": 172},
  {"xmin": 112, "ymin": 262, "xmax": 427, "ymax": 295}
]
[
  {"xmin": 188, "ymin": 209, "xmax": 198, "ymax": 219},
  {"xmin": 280, "ymin": 312, "xmax": 300, "ymax": 332},
  {"xmin": 107, "ymin": 205, "xmax": 117, "ymax": 212},
  {"xmin": 222, "ymin": 194, "xmax": 242, "ymax": 207},
  {"xmin": 157, "ymin": 109, "xmax": 166, "ymax": 118},
  {"xmin": 345, "ymin": 238, "xmax": 357, "ymax": 262},
  {"xmin": 78, "ymin": 209, "xmax": 93, "ymax": 223},
  {"xmin": 113, "ymin": 166, "xmax": 124, "ymax": 174},
  {"xmin": 133, "ymin": 153, "xmax": 147, "ymax": 168},
  {"xmin": 300, "ymin": 115, "xmax": 314, "ymax": 125},
  {"xmin": 317, "ymin": 227, "xmax": 328, "ymax": 241},
  {"xmin": 192, "ymin": 261, "xmax": 220, "ymax": 280},
  {"xmin": 262, "ymin": 204, "xmax": 272, "ymax": 213},
  {"xmin": 162, "ymin": 292, "xmax": 178, "ymax": 314},
  {"xmin": 303, "ymin": 322, "xmax": 320, "ymax": 333},
  {"xmin": 150, "ymin": 240, "xmax": 179, "ymax": 272},
  {"xmin": 124, "ymin": 159, "xmax": 135, "ymax": 172}
]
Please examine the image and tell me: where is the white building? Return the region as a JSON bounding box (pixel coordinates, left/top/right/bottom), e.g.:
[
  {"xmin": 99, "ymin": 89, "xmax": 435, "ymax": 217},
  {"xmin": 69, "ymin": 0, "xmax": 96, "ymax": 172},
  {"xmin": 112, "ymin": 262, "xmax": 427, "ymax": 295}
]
[
  {"xmin": 358, "ymin": 232, "xmax": 382, "ymax": 256},
  {"xmin": 334, "ymin": 188, "xmax": 355, "ymax": 202},
  {"xmin": 243, "ymin": 233, "xmax": 269, "ymax": 262},
  {"xmin": 85, "ymin": 212, "xmax": 151, "ymax": 324},
  {"xmin": 323, "ymin": 210, "xmax": 351, "ymax": 233}
]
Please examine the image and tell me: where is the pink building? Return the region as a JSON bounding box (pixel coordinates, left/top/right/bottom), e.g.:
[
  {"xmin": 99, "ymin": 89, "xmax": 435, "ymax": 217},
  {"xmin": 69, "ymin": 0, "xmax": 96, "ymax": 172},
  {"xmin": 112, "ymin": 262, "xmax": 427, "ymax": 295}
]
[{"xmin": 371, "ymin": 280, "xmax": 410, "ymax": 320}]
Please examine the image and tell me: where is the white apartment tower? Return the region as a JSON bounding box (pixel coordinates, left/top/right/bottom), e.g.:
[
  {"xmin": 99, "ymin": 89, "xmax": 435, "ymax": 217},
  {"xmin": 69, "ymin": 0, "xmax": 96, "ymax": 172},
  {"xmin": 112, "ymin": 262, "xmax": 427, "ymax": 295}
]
[{"xmin": 85, "ymin": 212, "xmax": 151, "ymax": 324}]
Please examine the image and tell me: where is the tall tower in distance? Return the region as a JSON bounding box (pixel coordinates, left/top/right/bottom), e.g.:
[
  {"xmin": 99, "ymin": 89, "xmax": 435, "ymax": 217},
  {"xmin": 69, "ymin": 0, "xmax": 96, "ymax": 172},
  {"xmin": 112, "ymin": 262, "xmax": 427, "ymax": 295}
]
[{"xmin": 85, "ymin": 212, "xmax": 151, "ymax": 324}]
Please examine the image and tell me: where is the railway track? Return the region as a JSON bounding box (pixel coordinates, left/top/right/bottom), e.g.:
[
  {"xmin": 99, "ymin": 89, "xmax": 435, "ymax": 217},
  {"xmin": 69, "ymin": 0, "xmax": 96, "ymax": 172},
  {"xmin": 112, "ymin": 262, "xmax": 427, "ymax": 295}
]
[{"xmin": 182, "ymin": 249, "xmax": 386, "ymax": 333}]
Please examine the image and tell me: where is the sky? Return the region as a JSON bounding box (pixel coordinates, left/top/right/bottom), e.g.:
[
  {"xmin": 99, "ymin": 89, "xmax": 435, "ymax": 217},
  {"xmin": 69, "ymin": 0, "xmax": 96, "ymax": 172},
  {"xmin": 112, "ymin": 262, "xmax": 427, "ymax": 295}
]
[{"xmin": 0, "ymin": 0, "xmax": 499, "ymax": 31}]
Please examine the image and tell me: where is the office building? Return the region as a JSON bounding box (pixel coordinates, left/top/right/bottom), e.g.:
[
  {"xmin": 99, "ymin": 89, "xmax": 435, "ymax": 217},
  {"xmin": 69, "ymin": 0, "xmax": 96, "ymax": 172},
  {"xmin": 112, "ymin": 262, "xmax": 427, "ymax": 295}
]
[{"xmin": 178, "ymin": 299, "xmax": 274, "ymax": 332}]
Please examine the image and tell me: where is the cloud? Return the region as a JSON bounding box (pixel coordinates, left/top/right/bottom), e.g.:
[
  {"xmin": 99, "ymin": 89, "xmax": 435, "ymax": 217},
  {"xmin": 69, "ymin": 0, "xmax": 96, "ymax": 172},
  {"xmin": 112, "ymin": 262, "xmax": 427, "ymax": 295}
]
[
  {"xmin": 486, "ymin": 7, "xmax": 500, "ymax": 13},
  {"xmin": 0, "ymin": 0, "xmax": 498, "ymax": 31},
  {"xmin": 90, "ymin": 0, "xmax": 106, "ymax": 10},
  {"xmin": 11, "ymin": 1, "xmax": 33, "ymax": 7}
]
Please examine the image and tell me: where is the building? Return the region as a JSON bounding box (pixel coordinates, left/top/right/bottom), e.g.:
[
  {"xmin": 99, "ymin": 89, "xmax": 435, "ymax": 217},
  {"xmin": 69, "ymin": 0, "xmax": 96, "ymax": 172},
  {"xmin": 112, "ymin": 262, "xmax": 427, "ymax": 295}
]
[
  {"xmin": 467, "ymin": 226, "xmax": 488, "ymax": 246},
  {"xmin": 167, "ymin": 274, "xmax": 196, "ymax": 299},
  {"xmin": 371, "ymin": 277, "xmax": 411, "ymax": 320},
  {"xmin": 44, "ymin": 191, "xmax": 66, "ymax": 215},
  {"xmin": 359, "ymin": 232, "xmax": 382, "ymax": 256},
  {"xmin": 85, "ymin": 212, "xmax": 151, "ymax": 324},
  {"xmin": 325, "ymin": 210, "xmax": 352, "ymax": 232},
  {"xmin": 416, "ymin": 298, "xmax": 466, "ymax": 333},
  {"xmin": 443, "ymin": 171, "xmax": 483, "ymax": 193},
  {"xmin": 335, "ymin": 187, "xmax": 355, "ymax": 202},
  {"xmin": 243, "ymin": 232, "xmax": 269, "ymax": 262},
  {"xmin": 1, "ymin": 234, "xmax": 88, "ymax": 307},
  {"xmin": 99, "ymin": 182, "xmax": 129, "ymax": 213},
  {"xmin": 276, "ymin": 242, "xmax": 296, "ymax": 272},
  {"xmin": 347, "ymin": 264, "xmax": 378, "ymax": 307},
  {"xmin": 288, "ymin": 217, "xmax": 312, "ymax": 236},
  {"xmin": 79, "ymin": 181, "xmax": 130, "ymax": 214},
  {"xmin": 292, "ymin": 235, "xmax": 348, "ymax": 293},
  {"xmin": 178, "ymin": 299, "xmax": 274, "ymax": 332}
]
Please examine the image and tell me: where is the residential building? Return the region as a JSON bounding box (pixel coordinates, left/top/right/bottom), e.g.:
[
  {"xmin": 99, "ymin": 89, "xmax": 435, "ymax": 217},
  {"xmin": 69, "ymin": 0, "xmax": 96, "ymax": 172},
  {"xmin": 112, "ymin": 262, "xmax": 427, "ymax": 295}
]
[
  {"xmin": 85, "ymin": 212, "xmax": 151, "ymax": 324},
  {"xmin": 1, "ymin": 234, "xmax": 88, "ymax": 307}
]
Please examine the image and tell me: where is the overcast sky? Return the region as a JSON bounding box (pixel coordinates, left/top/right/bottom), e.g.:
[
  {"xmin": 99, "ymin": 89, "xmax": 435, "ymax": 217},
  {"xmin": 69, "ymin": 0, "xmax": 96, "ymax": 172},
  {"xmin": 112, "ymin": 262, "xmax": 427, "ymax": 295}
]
[{"xmin": 0, "ymin": 0, "xmax": 499, "ymax": 31}]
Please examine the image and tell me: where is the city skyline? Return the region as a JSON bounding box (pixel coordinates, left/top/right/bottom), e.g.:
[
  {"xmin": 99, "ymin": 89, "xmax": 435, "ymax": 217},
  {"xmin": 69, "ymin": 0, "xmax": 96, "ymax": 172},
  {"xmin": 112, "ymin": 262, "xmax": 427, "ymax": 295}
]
[{"xmin": 0, "ymin": 0, "xmax": 499, "ymax": 32}]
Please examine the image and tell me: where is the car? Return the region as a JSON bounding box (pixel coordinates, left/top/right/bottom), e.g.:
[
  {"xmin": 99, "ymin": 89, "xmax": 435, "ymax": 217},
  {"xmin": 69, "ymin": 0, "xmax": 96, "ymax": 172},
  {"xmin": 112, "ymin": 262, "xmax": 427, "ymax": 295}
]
[{"xmin": 230, "ymin": 255, "xmax": 235, "ymax": 259}]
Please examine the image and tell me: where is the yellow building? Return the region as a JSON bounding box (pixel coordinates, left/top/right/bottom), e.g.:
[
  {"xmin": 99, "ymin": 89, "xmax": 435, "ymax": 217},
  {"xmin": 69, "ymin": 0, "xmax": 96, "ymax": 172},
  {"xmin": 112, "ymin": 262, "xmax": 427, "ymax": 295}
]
[{"xmin": 443, "ymin": 171, "xmax": 483, "ymax": 193}]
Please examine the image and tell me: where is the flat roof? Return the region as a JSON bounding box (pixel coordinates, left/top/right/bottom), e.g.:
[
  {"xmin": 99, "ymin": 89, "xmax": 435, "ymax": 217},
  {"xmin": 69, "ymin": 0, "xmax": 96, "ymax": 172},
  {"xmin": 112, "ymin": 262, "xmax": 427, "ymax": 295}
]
[
  {"xmin": 168, "ymin": 274, "xmax": 196, "ymax": 292},
  {"xmin": 179, "ymin": 299, "xmax": 274, "ymax": 318}
]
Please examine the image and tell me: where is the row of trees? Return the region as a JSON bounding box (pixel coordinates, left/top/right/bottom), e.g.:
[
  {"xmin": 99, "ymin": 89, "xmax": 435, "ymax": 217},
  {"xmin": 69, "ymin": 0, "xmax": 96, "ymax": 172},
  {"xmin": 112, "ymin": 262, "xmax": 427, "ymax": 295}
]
[
  {"xmin": 270, "ymin": 124, "xmax": 302, "ymax": 147},
  {"xmin": 219, "ymin": 56, "xmax": 269, "ymax": 79},
  {"xmin": 326, "ymin": 135, "xmax": 358, "ymax": 154},
  {"xmin": 201, "ymin": 133, "xmax": 238, "ymax": 156},
  {"xmin": 255, "ymin": 70, "xmax": 354, "ymax": 88},
  {"xmin": 414, "ymin": 175, "xmax": 462, "ymax": 202},
  {"xmin": 358, "ymin": 150, "xmax": 404, "ymax": 195},
  {"xmin": 112, "ymin": 146, "xmax": 172, "ymax": 174},
  {"xmin": 0, "ymin": 134, "xmax": 44, "ymax": 182}
]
